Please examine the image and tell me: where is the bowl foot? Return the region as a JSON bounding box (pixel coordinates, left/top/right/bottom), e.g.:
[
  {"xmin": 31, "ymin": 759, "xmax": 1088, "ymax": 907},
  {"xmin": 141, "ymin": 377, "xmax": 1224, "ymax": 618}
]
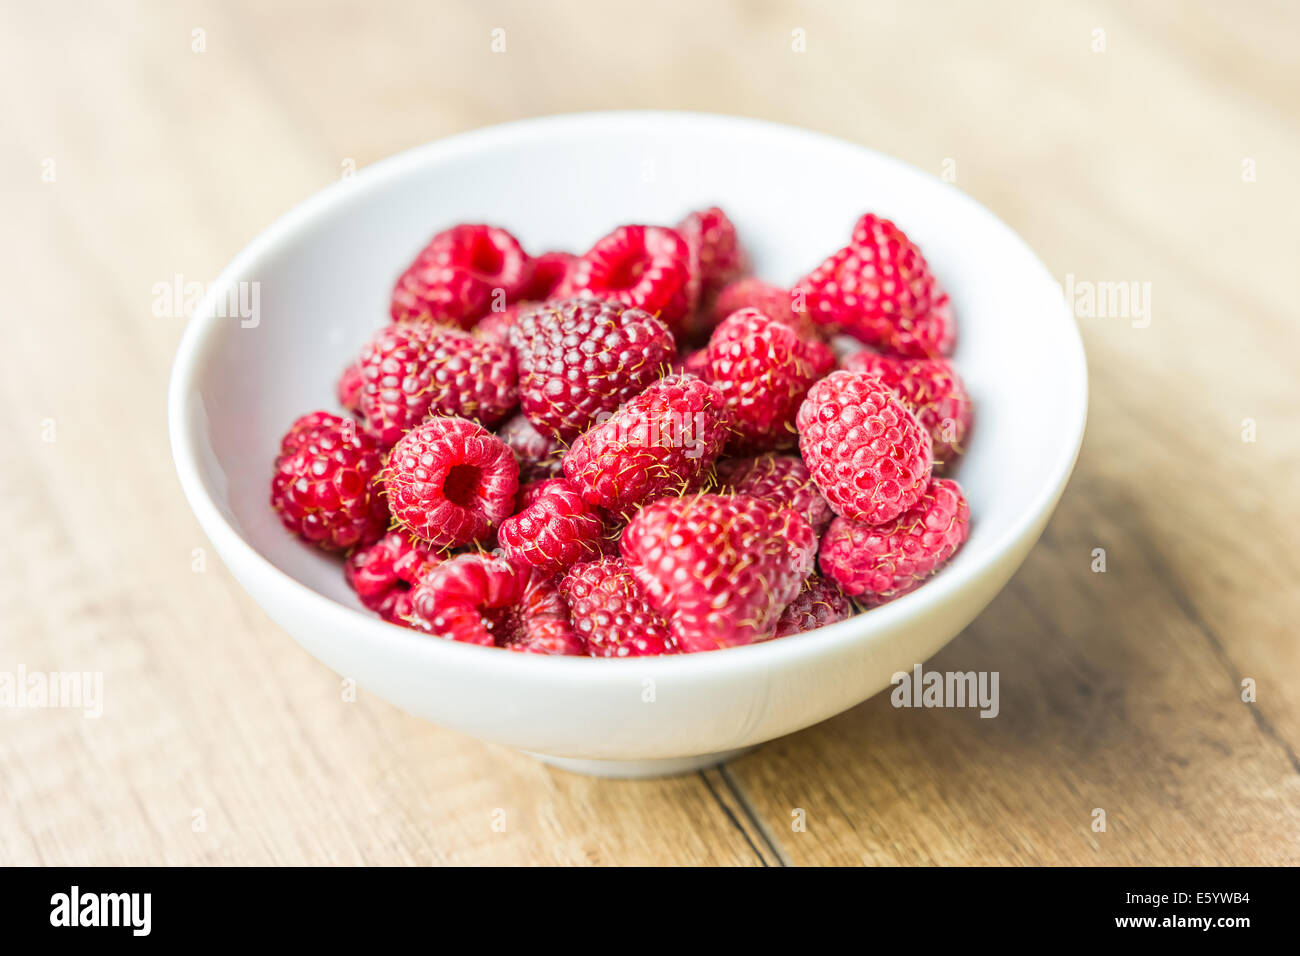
[{"xmin": 525, "ymin": 746, "xmax": 758, "ymax": 779}]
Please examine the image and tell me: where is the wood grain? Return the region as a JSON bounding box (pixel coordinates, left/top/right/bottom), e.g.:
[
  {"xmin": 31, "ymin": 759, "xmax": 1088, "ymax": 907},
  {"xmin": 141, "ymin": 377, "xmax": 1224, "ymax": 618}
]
[{"xmin": 1, "ymin": 0, "xmax": 1296, "ymax": 865}]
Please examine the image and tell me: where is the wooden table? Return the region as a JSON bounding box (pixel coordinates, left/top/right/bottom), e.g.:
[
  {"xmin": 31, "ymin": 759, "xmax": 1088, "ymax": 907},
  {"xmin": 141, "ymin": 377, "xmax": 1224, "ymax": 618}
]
[{"xmin": 3, "ymin": 0, "xmax": 1297, "ymax": 865}]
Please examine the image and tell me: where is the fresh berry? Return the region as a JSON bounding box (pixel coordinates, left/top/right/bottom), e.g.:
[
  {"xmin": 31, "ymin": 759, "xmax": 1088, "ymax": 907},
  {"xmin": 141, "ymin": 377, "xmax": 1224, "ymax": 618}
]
[
  {"xmin": 559, "ymin": 557, "xmax": 678, "ymax": 657},
  {"xmin": 818, "ymin": 478, "xmax": 969, "ymax": 604},
  {"xmin": 559, "ymin": 225, "xmax": 693, "ymax": 334},
  {"xmin": 677, "ymin": 206, "xmax": 748, "ymax": 305},
  {"xmin": 498, "ymin": 478, "xmax": 609, "ymax": 574},
  {"xmin": 384, "ymin": 416, "xmax": 519, "ymax": 548},
  {"xmin": 715, "ymin": 453, "xmax": 832, "ymax": 534},
  {"xmin": 337, "ymin": 361, "xmax": 364, "ymax": 416},
  {"xmin": 357, "ymin": 322, "xmax": 517, "ymax": 445},
  {"xmin": 472, "ymin": 303, "xmax": 527, "ymax": 347},
  {"xmin": 797, "ymin": 370, "xmax": 933, "ymax": 524},
  {"xmin": 797, "ymin": 214, "xmax": 954, "ymax": 357},
  {"xmin": 708, "ymin": 278, "xmax": 808, "ymax": 334},
  {"xmin": 842, "ymin": 350, "xmax": 972, "ymax": 467},
  {"xmin": 621, "ymin": 493, "xmax": 817, "ymax": 652},
  {"xmin": 497, "ymin": 411, "xmax": 563, "ymax": 483},
  {"xmin": 511, "ymin": 298, "xmax": 676, "ymax": 442},
  {"xmin": 408, "ymin": 553, "xmax": 585, "ymax": 654},
  {"xmin": 391, "ymin": 224, "xmax": 530, "ymax": 328},
  {"xmin": 563, "ymin": 375, "xmax": 728, "ymax": 521},
  {"xmin": 520, "ymin": 251, "xmax": 578, "ymax": 301},
  {"xmin": 270, "ymin": 412, "xmax": 388, "ymax": 552},
  {"xmin": 769, "ymin": 575, "xmax": 854, "ymax": 639},
  {"xmin": 704, "ymin": 308, "xmax": 835, "ymax": 452},
  {"xmin": 345, "ymin": 532, "xmax": 441, "ymax": 624}
]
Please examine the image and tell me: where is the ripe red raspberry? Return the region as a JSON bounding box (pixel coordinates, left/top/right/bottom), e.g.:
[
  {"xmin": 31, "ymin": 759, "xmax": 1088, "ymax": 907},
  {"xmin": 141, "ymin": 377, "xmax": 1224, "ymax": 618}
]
[
  {"xmin": 270, "ymin": 412, "xmax": 388, "ymax": 552},
  {"xmin": 498, "ymin": 478, "xmax": 609, "ymax": 574},
  {"xmin": 706, "ymin": 278, "xmax": 820, "ymax": 341},
  {"xmin": 797, "ymin": 214, "xmax": 955, "ymax": 357},
  {"xmin": 715, "ymin": 453, "xmax": 833, "ymax": 534},
  {"xmin": 391, "ymin": 224, "xmax": 530, "ymax": 328},
  {"xmin": 797, "ymin": 370, "xmax": 933, "ymax": 524},
  {"xmin": 563, "ymin": 375, "xmax": 729, "ymax": 521},
  {"xmin": 769, "ymin": 575, "xmax": 854, "ymax": 639},
  {"xmin": 704, "ymin": 308, "xmax": 835, "ymax": 452},
  {"xmin": 384, "ymin": 416, "xmax": 519, "ymax": 548},
  {"xmin": 512, "ymin": 298, "xmax": 676, "ymax": 442},
  {"xmin": 621, "ymin": 493, "xmax": 817, "ymax": 652},
  {"xmin": 520, "ymin": 251, "xmax": 578, "ymax": 301},
  {"xmin": 345, "ymin": 532, "xmax": 441, "ymax": 625},
  {"xmin": 677, "ymin": 206, "xmax": 749, "ymax": 304},
  {"xmin": 559, "ymin": 225, "xmax": 693, "ymax": 334},
  {"xmin": 408, "ymin": 553, "xmax": 585, "ymax": 654},
  {"xmin": 818, "ymin": 478, "xmax": 969, "ymax": 604},
  {"xmin": 842, "ymin": 350, "xmax": 972, "ymax": 467},
  {"xmin": 337, "ymin": 361, "xmax": 364, "ymax": 417},
  {"xmin": 357, "ymin": 322, "xmax": 518, "ymax": 445},
  {"xmin": 559, "ymin": 557, "xmax": 678, "ymax": 657},
  {"xmin": 496, "ymin": 412, "xmax": 563, "ymax": 483}
]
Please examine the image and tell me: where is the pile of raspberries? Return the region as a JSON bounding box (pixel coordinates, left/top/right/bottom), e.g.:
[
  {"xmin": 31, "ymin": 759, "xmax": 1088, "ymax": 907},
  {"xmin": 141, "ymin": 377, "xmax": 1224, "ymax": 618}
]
[{"xmin": 271, "ymin": 209, "xmax": 971, "ymax": 656}]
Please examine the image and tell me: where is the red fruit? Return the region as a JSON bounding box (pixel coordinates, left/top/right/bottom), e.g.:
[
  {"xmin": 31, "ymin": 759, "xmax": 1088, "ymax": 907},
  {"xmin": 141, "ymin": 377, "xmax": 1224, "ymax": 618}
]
[
  {"xmin": 385, "ymin": 416, "xmax": 519, "ymax": 548},
  {"xmin": 498, "ymin": 478, "xmax": 609, "ymax": 574},
  {"xmin": 842, "ymin": 350, "xmax": 972, "ymax": 467},
  {"xmin": 677, "ymin": 206, "xmax": 749, "ymax": 303},
  {"xmin": 408, "ymin": 553, "xmax": 585, "ymax": 654},
  {"xmin": 797, "ymin": 214, "xmax": 954, "ymax": 357},
  {"xmin": 472, "ymin": 303, "xmax": 526, "ymax": 347},
  {"xmin": 520, "ymin": 251, "xmax": 578, "ymax": 301},
  {"xmin": 497, "ymin": 412, "xmax": 563, "ymax": 483},
  {"xmin": 704, "ymin": 308, "xmax": 835, "ymax": 451},
  {"xmin": 270, "ymin": 412, "xmax": 388, "ymax": 552},
  {"xmin": 559, "ymin": 225, "xmax": 693, "ymax": 334},
  {"xmin": 797, "ymin": 370, "xmax": 933, "ymax": 524},
  {"xmin": 512, "ymin": 298, "xmax": 676, "ymax": 442},
  {"xmin": 706, "ymin": 278, "xmax": 820, "ymax": 342},
  {"xmin": 563, "ymin": 375, "xmax": 728, "ymax": 521},
  {"xmin": 337, "ymin": 361, "xmax": 364, "ymax": 416},
  {"xmin": 391, "ymin": 224, "xmax": 530, "ymax": 328},
  {"xmin": 345, "ymin": 532, "xmax": 441, "ymax": 625},
  {"xmin": 357, "ymin": 322, "xmax": 518, "ymax": 445},
  {"xmin": 818, "ymin": 478, "xmax": 969, "ymax": 604},
  {"xmin": 559, "ymin": 557, "xmax": 678, "ymax": 658},
  {"xmin": 715, "ymin": 453, "xmax": 832, "ymax": 534},
  {"xmin": 677, "ymin": 348, "xmax": 712, "ymax": 379},
  {"xmin": 621, "ymin": 493, "xmax": 817, "ymax": 652},
  {"xmin": 769, "ymin": 575, "xmax": 854, "ymax": 639}
]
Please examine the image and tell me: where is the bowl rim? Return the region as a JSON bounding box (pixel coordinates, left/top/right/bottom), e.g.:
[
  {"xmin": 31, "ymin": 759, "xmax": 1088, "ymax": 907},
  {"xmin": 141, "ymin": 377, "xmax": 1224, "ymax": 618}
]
[{"xmin": 168, "ymin": 109, "xmax": 1088, "ymax": 681}]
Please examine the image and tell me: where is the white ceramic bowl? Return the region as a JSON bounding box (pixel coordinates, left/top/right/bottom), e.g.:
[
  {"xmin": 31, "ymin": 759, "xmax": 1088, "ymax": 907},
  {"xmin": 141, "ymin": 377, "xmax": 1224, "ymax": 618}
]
[{"xmin": 169, "ymin": 112, "xmax": 1086, "ymax": 777}]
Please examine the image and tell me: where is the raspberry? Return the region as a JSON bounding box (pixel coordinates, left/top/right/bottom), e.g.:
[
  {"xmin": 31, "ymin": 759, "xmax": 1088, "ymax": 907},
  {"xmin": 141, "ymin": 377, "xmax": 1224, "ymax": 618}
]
[
  {"xmin": 496, "ymin": 412, "xmax": 563, "ymax": 483},
  {"xmin": 715, "ymin": 453, "xmax": 833, "ymax": 534},
  {"xmin": 797, "ymin": 214, "xmax": 954, "ymax": 357},
  {"xmin": 472, "ymin": 303, "xmax": 526, "ymax": 347},
  {"xmin": 270, "ymin": 412, "xmax": 388, "ymax": 552},
  {"xmin": 520, "ymin": 251, "xmax": 578, "ymax": 301},
  {"xmin": 498, "ymin": 478, "xmax": 609, "ymax": 574},
  {"xmin": 797, "ymin": 370, "xmax": 933, "ymax": 524},
  {"xmin": 770, "ymin": 575, "xmax": 853, "ymax": 639},
  {"xmin": 409, "ymin": 553, "xmax": 585, "ymax": 654},
  {"xmin": 563, "ymin": 375, "xmax": 729, "ymax": 521},
  {"xmin": 842, "ymin": 350, "xmax": 972, "ymax": 467},
  {"xmin": 391, "ymin": 224, "xmax": 530, "ymax": 328},
  {"xmin": 357, "ymin": 322, "xmax": 518, "ymax": 445},
  {"xmin": 559, "ymin": 557, "xmax": 678, "ymax": 657},
  {"xmin": 512, "ymin": 298, "xmax": 676, "ymax": 442},
  {"xmin": 337, "ymin": 361, "xmax": 364, "ymax": 417},
  {"xmin": 704, "ymin": 278, "xmax": 819, "ymax": 342},
  {"xmin": 818, "ymin": 478, "xmax": 969, "ymax": 604},
  {"xmin": 345, "ymin": 532, "xmax": 440, "ymax": 624},
  {"xmin": 704, "ymin": 308, "xmax": 835, "ymax": 452},
  {"xmin": 385, "ymin": 416, "xmax": 519, "ymax": 548},
  {"xmin": 621, "ymin": 493, "xmax": 817, "ymax": 652},
  {"xmin": 559, "ymin": 225, "xmax": 693, "ymax": 334},
  {"xmin": 677, "ymin": 206, "xmax": 748, "ymax": 305}
]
